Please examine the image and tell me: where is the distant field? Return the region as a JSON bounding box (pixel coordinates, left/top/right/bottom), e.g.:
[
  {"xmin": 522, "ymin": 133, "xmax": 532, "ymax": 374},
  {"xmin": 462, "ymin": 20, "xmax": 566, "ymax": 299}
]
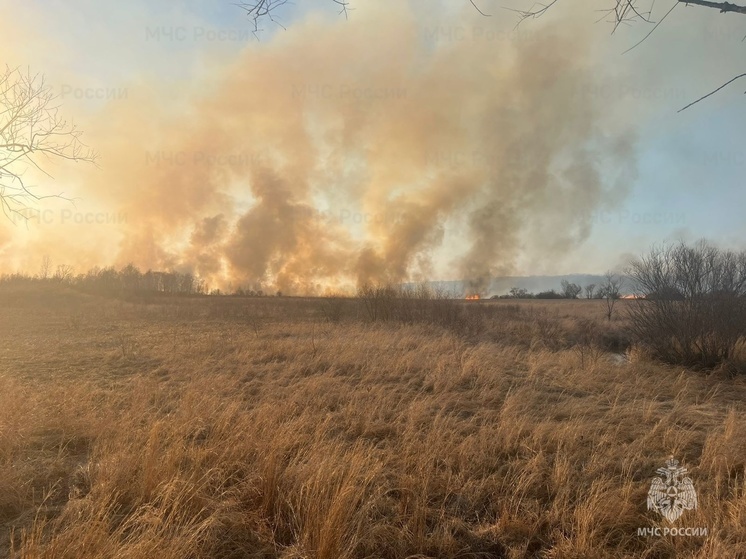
[{"xmin": 0, "ymin": 286, "xmax": 744, "ymax": 558}]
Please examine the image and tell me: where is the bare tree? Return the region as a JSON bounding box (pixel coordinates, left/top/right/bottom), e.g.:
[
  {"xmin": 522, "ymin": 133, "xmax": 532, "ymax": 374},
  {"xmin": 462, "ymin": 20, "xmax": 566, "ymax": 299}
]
[
  {"xmin": 599, "ymin": 271, "xmax": 624, "ymax": 321},
  {"xmin": 0, "ymin": 66, "xmax": 97, "ymax": 221},
  {"xmin": 509, "ymin": 286, "xmax": 530, "ymax": 298},
  {"xmin": 39, "ymin": 254, "xmax": 51, "ymax": 280},
  {"xmin": 626, "ymin": 240, "xmax": 746, "ymax": 369},
  {"xmin": 584, "ymin": 283, "xmax": 596, "ymax": 299},
  {"xmin": 561, "ymin": 279, "xmax": 582, "ymax": 299},
  {"xmin": 53, "ymin": 264, "xmax": 74, "ymax": 283}
]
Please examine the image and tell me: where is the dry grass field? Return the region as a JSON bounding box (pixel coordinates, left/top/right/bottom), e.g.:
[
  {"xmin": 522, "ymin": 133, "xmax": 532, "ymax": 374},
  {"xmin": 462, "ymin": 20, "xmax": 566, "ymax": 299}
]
[{"xmin": 0, "ymin": 285, "xmax": 745, "ymax": 558}]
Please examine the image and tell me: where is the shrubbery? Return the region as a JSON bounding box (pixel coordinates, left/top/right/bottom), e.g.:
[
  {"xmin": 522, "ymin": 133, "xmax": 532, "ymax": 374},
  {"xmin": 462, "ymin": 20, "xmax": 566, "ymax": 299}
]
[
  {"xmin": 356, "ymin": 283, "xmax": 467, "ymax": 329},
  {"xmin": 626, "ymin": 240, "xmax": 746, "ymax": 370},
  {"xmin": 535, "ymin": 289, "xmax": 565, "ymax": 299},
  {"xmin": 0, "ymin": 263, "xmax": 207, "ymax": 296}
]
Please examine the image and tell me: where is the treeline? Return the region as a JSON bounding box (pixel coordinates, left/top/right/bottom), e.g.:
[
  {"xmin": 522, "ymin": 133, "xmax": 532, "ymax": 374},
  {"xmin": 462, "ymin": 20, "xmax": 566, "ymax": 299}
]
[
  {"xmin": 494, "ymin": 274, "xmax": 624, "ymax": 300},
  {"xmin": 78, "ymin": 265, "xmax": 208, "ymax": 295},
  {"xmin": 0, "ymin": 262, "xmax": 215, "ymax": 296},
  {"xmin": 0, "ymin": 262, "xmax": 280, "ymax": 297}
]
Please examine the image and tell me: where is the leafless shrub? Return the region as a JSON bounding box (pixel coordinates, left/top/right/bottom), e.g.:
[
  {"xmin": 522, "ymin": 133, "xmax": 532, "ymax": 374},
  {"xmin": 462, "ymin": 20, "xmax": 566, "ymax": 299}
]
[
  {"xmin": 320, "ymin": 294, "xmax": 351, "ymax": 324},
  {"xmin": 516, "ymin": 306, "xmax": 564, "ymax": 350},
  {"xmin": 116, "ymin": 333, "xmax": 139, "ymax": 360},
  {"xmin": 626, "ymin": 240, "xmax": 746, "ymax": 370},
  {"xmin": 573, "ymin": 319, "xmax": 605, "ymax": 368},
  {"xmin": 357, "ymin": 284, "xmax": 398, "ymax": 322},
  {"xmin": 356, "ymin": 283, "xmax": 467, "ymax": 330},
  {"xmin": 598, "ymin": 271, "xmax": 624, "ymax": 321}
]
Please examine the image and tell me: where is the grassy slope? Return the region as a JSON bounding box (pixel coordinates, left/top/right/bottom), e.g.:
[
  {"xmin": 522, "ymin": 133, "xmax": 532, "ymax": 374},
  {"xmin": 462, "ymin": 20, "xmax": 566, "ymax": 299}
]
[{"xmin": 0, "ymin": 287, "xmax": 744, "ymax": 558}]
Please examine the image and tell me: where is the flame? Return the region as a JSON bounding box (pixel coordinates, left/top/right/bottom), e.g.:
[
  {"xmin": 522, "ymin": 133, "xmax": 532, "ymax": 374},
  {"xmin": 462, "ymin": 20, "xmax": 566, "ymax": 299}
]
[{"xmin": 465, "ymin": 294, "xmax": 480, "ymax": 300}]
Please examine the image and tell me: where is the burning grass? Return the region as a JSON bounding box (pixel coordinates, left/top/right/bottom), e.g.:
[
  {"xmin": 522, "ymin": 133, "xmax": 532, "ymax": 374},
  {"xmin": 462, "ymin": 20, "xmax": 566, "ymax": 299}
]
[{"xmin": 0, "ymin": 287, "xmax": 744, "ymax": 558}]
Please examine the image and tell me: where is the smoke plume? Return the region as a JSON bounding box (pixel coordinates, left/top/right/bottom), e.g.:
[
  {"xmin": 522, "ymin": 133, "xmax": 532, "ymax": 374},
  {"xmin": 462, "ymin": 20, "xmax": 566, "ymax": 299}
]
[{"xmin": 2, "ymin": 4, "xmax": 637, "ymax": 295}]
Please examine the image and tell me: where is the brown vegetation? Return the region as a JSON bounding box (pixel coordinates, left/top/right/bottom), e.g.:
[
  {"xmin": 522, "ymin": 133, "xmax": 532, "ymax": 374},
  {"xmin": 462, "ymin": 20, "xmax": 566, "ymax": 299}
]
[
  {"xmin": 627, "ymin": 241, "xmax": 746, "ymax": 370},
  {"xmin": 0, "ymin": 285, "xmax": 745, "ymax": 558}
]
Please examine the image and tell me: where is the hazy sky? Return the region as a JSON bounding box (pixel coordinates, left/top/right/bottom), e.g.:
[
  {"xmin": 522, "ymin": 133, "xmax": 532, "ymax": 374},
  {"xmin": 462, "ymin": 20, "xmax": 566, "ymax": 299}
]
[{"xmin": 1, "ymin": 0, "xmax": 744, "ymax": 293}]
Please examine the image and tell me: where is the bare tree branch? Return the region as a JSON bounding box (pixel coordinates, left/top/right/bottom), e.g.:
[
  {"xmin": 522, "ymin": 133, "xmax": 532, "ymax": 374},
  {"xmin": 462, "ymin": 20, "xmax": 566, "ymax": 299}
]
[
  {"xmin": 0, "ymin": 66, "xmax": 97, "ymax": 222},
  {"xmin": 678, "ymin": 0, "xmax": 746, "ymax": 14},
  {"xmin": 234, "ymin": 0, "xmax": 290, "ymax": 36},
  {"xmin": 502, "ymin": 0, "xmax": 559, "ymax": 25},
  {"xmin": 621, "ymin": 1, "xmax": 678, "ymax": 54},
  {"xmin": 469, "ymin": 0, "xmax": 492, "ymax": 17},
  {"xmin": 331, "ymin": 0, "xmax": 351, "ymax": 18},
  {"xmin": 507, "ymin": 0, "xmax": 746, "ymax": 109},
  {"xmin": 235, "ymin": 0, "xmax": 746, "ymax": 110},
  {"xmin": 509, "ymin": 0, "xmax": 746, "ymax": 23},
  {"xmin": 678, "ymin": 72, "xmax": 746, "ymax": 111},
  {"xmin": 237, "ymin": 0, "xmax": 489, "ymax": 34}
]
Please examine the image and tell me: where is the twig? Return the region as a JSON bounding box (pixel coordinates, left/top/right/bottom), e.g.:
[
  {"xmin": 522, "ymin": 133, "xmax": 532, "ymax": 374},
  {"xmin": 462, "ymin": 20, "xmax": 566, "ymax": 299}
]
[
  {"xmin": 470, "ymin": 0, "xmax": 492, "ymax": 16},
  {"xmin": 678, "ymin": 72, "xmax": 746, "ymax": 112},
  {"xmin": 622, "ymin": 1, "xmax": 678, "ymax": 54}
]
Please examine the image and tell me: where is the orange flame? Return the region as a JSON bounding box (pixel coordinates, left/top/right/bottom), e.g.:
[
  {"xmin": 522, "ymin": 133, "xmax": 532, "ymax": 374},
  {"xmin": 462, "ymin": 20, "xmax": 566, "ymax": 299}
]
[{"xmin": 465, "ymin": 294, "xmax": 480, "ymax": 300}]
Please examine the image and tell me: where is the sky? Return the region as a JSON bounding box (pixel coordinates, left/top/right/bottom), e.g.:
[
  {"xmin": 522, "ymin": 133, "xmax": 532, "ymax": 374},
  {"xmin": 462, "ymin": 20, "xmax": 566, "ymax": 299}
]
[{"xmin": 1, "ymin": 0, "xmax": 744, "ymax": 294}]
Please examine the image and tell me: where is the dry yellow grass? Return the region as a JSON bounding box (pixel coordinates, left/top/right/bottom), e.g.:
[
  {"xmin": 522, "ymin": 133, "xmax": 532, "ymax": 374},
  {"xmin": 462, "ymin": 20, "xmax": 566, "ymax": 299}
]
[{"xmin": 0, "ymin": 286, "xmax": 744, "ymax": 558}]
